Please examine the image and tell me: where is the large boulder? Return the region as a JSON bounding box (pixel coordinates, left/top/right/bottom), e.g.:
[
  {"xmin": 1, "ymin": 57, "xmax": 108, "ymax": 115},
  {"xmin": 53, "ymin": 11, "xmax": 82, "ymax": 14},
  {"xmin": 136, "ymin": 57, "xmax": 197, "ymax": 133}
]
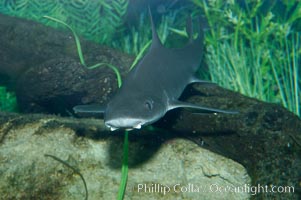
[{"xmin": 0, "ymin": 114, "xmax": 250, "ymax": 199}]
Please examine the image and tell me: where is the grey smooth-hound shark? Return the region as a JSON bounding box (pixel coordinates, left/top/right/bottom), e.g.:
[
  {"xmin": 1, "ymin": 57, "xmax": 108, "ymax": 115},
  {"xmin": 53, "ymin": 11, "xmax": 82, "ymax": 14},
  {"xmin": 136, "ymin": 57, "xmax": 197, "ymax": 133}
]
[{"xmin": 74, "ymin": 10, "xmax": 237, "ymax": 131}]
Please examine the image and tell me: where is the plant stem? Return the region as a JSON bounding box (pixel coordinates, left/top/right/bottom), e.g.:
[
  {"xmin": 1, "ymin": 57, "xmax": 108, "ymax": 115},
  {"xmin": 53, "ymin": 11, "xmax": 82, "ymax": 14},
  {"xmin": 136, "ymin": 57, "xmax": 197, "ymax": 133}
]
[{"xmin": 117, "ymin": 130, "xmax": 129, "ymax": 200}]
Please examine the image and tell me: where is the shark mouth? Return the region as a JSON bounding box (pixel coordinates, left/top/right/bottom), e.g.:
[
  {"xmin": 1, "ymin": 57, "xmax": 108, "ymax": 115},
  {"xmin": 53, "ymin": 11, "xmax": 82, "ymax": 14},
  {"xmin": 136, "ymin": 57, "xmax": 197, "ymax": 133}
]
[{"xmin": 105, "ymin": 122, "xmax": 143, "ymax": 131}]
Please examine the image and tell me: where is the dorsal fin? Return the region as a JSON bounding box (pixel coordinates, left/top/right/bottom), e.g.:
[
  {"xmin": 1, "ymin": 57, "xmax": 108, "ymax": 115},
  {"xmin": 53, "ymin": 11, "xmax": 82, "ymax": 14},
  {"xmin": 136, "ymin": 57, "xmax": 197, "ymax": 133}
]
[{"xmin": 148, "ymin": 6, "xmax": 163, "ymax": 48}]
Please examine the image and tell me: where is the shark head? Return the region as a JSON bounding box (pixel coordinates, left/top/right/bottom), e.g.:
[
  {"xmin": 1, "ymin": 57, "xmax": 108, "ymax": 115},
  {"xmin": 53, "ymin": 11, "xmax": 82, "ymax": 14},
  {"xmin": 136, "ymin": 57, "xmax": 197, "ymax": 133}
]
[{"xmin": 104, "ymin": 92, "xmax": 167, "ymax": 131}]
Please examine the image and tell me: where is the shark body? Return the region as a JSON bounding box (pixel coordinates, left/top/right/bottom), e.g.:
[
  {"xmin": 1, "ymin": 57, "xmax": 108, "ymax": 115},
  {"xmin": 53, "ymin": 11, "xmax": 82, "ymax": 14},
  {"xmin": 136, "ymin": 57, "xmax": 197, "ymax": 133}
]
[{"xmin": 74, "ymin": 10, "xmax": 237, "ymax": 131}]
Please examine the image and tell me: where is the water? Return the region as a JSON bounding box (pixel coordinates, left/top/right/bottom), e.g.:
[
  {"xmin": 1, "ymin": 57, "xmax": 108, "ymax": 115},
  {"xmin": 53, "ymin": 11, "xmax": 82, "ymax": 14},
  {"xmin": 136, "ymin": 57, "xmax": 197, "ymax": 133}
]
[{"xmin": 0, "ymin": 0, "xmax": 300, "ymax": 199}]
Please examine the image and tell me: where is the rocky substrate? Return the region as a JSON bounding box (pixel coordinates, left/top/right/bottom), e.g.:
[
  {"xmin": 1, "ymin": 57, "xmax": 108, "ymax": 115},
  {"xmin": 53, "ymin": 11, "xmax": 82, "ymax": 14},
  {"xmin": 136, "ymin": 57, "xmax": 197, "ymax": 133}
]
[{"xmin": 0, "ymin": 112, "xmax": 250, "ymax": 200}]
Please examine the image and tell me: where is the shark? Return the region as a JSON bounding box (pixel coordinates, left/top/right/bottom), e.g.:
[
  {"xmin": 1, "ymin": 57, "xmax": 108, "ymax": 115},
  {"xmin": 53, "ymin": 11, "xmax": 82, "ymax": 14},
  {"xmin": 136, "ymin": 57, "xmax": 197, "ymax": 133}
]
[{"xmin": 73, "ymin": 9, "xmax": 237, "ymax": 131}]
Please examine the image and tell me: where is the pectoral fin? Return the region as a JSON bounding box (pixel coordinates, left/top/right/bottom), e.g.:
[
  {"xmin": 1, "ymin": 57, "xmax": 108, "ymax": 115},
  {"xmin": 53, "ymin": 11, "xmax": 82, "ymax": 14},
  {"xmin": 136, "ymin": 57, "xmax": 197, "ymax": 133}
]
[
  {"xmin": 168, "ymin": 100, "xmax": 238, "ymax": 114},
  {"xmin": 73, "ymin": 104, "xmax": 105, "ymax": 116}
]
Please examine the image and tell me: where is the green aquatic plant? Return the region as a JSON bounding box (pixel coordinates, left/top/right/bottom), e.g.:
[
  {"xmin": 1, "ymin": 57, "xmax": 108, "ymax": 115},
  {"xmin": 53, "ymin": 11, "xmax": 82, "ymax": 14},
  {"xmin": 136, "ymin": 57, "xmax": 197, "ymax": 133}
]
[
  {"xmin": 88, "ymin": 63, "xmax": 122, "ymax": 88},
  {"xmin": 0, "ymin": 86, "xmax": 18, "ymax": 112},
  {"xmin": 270, "ymin": 33, "xmax": 300, "ymax": 116},
  {"xmin": 44, "ymin": 16, "xmax": 122, "ymax": 87},
  {"xmin": 191, "ymin": 0, "xmax": 300, "ymax": 116},
  {"xmin": 0, "ymin": 0, "xmax": 128, "ymax": 44},
  {"xmin": 117, "ymin": 130, "xmax": 129, "ymax": 200},
  {"xmin": 43, "ymin": 16, "xmax": 86, "ymax": 66},
  {"xmin": 113, "ymin": 11, "xmax": 178, "ymax": 56}
]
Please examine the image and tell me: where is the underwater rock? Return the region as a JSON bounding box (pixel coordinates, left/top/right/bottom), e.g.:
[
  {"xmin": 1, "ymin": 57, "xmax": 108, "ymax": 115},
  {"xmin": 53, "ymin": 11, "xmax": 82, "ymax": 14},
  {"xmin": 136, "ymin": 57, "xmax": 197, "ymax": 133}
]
[
  {"xmin": 16, "ymin": 55, "xmax": 131, "ymax": 114},
  {"xmin": 0, "ymin": 112, "xmax": 250, "ymax": 200},
  {"xmin": 0, "ymin": 13, "xmax": 78, "ymax": 79},
  {"xmin": 0, "ymin": 13, "xmax": 133, "ymax": 114},
  {"xmin": 163, "ymin": 84, "xmax": 301, "ymax": 199}
]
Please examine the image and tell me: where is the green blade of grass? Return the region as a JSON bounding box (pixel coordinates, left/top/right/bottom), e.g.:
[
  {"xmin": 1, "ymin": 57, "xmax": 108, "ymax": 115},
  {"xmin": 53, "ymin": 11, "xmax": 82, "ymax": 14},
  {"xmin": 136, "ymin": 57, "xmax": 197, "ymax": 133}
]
[
  {"xmin": 87, "ymin": 63, "xmax": 122, "ymax": 88},
  {"xmin": 117, "ymin": 130, "xmax": 129, "ymax": 200},
  {"xmin": 293, "ymin": 35, "xmax": 300, "ymax": 116},
  {"xmin": 43, "ymin": 16, "xmax": 86, "ymax": 66},
  {"xmin": 43, "ymin": 16, "xmax": 123, "ymax": 88},
  {"xmin": 130, "ymin": 40, "xmax": 151, "ymax": 71}
]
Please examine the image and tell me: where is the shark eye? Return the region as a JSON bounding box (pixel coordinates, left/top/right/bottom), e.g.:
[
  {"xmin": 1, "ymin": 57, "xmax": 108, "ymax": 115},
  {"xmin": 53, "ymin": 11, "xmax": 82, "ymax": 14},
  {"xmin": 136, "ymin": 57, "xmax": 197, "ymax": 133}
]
[{"xmin": 144, "ymin": 99, "xmax": 154, "ymax": 111}]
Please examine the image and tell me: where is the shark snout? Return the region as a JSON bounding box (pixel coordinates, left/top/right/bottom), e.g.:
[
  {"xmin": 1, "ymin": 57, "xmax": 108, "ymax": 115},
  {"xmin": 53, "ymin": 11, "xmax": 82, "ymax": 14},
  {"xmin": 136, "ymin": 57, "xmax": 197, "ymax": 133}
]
[{"xmin": 105, "ymin": 118, "xmax": 143, "ymax": 131}]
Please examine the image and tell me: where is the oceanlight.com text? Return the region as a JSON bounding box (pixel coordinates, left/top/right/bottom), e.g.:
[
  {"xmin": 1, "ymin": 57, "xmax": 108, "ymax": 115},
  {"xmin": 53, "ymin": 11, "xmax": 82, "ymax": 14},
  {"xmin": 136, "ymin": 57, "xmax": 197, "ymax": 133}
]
[
  {"xmin": 209, "ymin": 183, "xmax": 294, "ymax": 195},
  {"xmin": 135, "ymin": 183, "xmax": 295, "ymax": 196}
]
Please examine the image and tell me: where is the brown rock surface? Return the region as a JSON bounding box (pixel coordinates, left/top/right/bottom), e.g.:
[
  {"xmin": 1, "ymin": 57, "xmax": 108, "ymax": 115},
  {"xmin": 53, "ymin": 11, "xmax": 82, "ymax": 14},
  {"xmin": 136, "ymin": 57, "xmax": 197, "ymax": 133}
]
[{"xmin": 0, "ymin": 113, "xmax": 250, "ymax": 200}]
